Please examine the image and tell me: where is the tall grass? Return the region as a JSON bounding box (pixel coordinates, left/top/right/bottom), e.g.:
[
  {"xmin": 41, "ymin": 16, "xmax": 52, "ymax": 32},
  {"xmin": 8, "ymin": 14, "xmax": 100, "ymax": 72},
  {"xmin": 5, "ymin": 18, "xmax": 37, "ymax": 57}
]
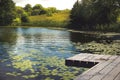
[
  {"xmin": 94, "ymin": 23, "xmax": 120, "ymax": 32},
  {"xmin": 22, "ymin": 11, "xmax": 70, "ymax": 27}
]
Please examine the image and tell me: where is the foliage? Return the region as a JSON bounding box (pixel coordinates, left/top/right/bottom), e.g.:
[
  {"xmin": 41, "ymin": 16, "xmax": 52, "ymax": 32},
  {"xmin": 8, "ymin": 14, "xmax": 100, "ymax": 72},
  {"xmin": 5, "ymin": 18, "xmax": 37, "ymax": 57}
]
[
  {"xmin": 31, "ymin": 4, "xmax": 59, "ymax": 16},
  {"xmin": 0, "ymin": 1, "xmax": 69, "ymax": 26},
  {"xmin": 12, "ymin": 18, "xmax": 21, "ymax": 26},
  {"xmin": 45, "ymin": 7, "xmax": 58, "ymax": 16},
  {"xmin": 95, "ymin": 23, "xmax": 120, "ymax": 32},
  {"xmin": 21, "ymin": 12, "xmax": 30, "ymax": 23},
  {"xmin": 33, "ymin": 4, "xmax": 43, "ymax": 10},
  {"xmin": 15, "ymin": 6, "xmax": 29, "ymax": 23},
  {"xmin": 31, "ymin": 4, "xmax": 44, "ymax": 15},
  {"xmin": 24, "ymin": 4, "xmax": 32, "ymax": 15},
  {"xmin": 69, "ymin": 0, "xmax": 120, "ymax": 30},
  {"xmin": 15, "ymin": 6, "xmax": 25, "ymax": 18},
  {"xmin": 0, "ymin": 0, "xmax": 16, "ymax": 26}
]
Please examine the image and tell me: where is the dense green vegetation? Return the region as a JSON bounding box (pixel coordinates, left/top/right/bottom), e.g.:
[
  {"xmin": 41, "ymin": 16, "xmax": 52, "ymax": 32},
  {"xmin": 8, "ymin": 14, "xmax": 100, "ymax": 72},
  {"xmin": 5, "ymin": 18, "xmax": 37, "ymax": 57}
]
[
  {"xmin": 0, "ymin": 0, "xmax": 69, "ymax": 27},
  {"xmin": 0, "ymin": 0, "xmax": 120, "ymax": 32},
  {"xmin": 68, "ymin": 0, "xmax": 120, "ymax": 32},
  {"xmin": 21, "ymin": 4, "xmax": 70, "ymax": 27},
  {"xmin": 0, "ymin": 0, "xmax": 16, "ymax": 26},
  {"xmin": 22, "ymin": 10, "xmax": 70, "ymax": 27}
]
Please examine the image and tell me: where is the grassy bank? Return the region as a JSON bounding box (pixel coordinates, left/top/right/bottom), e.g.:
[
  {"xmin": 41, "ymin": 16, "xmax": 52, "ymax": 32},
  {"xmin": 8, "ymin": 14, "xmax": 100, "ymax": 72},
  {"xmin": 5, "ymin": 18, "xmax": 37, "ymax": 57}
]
[{"xmin": 22, "ymin": 11, "xmax": 70, "ymax": 27}]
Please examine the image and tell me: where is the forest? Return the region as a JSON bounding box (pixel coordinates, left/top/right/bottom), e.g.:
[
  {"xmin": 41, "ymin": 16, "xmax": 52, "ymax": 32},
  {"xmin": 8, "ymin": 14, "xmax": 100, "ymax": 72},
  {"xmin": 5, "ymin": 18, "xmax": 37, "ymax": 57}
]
[{"xmin": 68, "ymin": 0, "xmax": 120, "ymax": 32}]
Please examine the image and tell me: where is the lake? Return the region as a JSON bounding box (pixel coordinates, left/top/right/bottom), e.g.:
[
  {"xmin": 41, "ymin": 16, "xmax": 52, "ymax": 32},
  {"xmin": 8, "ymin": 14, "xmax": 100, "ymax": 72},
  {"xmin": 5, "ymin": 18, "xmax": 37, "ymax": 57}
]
[{"xmin": 0, "ymin": 27, "xmax": 120, "ymax": 80}]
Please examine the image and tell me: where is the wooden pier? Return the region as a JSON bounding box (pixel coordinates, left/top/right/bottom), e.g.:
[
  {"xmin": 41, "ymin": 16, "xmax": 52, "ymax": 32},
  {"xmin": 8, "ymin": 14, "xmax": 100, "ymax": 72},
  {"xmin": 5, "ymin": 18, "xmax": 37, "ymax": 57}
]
[{"xmin": 65, "ymin": 53, "xmax": 120, "ymax": 80}]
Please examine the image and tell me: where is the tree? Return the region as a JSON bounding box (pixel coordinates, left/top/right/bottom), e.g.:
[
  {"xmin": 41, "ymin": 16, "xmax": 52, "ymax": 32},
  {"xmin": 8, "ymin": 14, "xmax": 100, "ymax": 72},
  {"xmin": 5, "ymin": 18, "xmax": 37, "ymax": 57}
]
[
  {"xmin": 24, "ymin": 4, "xmax": 32, "ymax": 15},
  {"xmin": 32, "ymin": 4, "xmax": 44, "ymax": 15},
  {"xmin": 16, "ymin": 6, "xmax": 25, "ymax": 18},
  {"xmin": 69, "ymin": 0, "xmax": 120, "ymax": 30},
  {"xmin": 21, "ymin": 12, "xmax": 29, "ymax": 23},
  {"xmin": 45, "ymin": 7, "xmax": 58, "ymax": 16},
  {"xmin": 0, "ymin": 0, "xmax": 16, "ymax": 26},
  {"xmin": 46, "ymin": 7, "xmax": 58, "ymax": 13},
  {"xmin": 15, "ymin": 6, "xmax": 29, "ymax": 23}
]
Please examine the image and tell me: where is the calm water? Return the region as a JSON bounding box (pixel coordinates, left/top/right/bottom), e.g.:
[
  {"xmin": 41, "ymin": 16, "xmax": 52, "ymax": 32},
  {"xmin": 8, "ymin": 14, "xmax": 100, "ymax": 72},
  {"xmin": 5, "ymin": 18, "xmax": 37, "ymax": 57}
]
[
  {"xmin": 0, "ymin": 27, "xmax": 120, "ymax": 80},
  {"xmin": 0, "ymin": 27, "xmax": 82, "ymax": 80}
]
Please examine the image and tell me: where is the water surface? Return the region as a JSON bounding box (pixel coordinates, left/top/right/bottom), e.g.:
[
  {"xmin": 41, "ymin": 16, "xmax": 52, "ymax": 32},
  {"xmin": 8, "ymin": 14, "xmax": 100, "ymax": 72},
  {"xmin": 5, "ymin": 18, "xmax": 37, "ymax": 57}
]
[
  {"xmin": 0, "ymin": 27, "xmax": 84, "ymax": 80},
  {"xmin": 0, "ymin": 27, "xmax": 120, "ymax": 80}
]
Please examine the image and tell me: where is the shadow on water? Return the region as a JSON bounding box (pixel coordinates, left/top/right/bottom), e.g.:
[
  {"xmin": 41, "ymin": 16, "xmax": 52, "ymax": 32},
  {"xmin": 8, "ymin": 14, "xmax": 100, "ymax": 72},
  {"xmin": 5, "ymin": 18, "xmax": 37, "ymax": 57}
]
[
  {"xmin": 0, "ymin": 28, "xmax": 17, "ymax": 60},
  {"xmin": 0, "ymin": 28, "xmax": 23, "ymax": 80}
]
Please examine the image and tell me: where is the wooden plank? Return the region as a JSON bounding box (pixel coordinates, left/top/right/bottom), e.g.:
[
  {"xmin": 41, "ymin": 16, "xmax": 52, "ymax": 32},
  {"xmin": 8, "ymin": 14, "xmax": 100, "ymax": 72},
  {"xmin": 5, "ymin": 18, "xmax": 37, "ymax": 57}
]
[
  {"xmin": 102, "ymin": 56, "xmax": 120, "ymax": 80},
  {"xmin": 67, "ymin": 53, "xmax": 92, "ymax": 61},
  {"xmin": 89, "ymin": 56, "xmax": 119, "ymax": 80},
  {"xmin": 66, "ymin": 53, "xmax": 110, "ymax": 63},
  {"xmin": 82, "ymin": 54, "xmax": 109, "ymax": 63},
  {"xmin": 66, "ymin": 53, "xmax": 120, "ymax": 80},
  {"xmin": 114, "ymin": 73, "xmax": 120, "ymax": 80},
  {"xmin": 74, "ymin": 55, "xmax": 116, "ymax": 80}
]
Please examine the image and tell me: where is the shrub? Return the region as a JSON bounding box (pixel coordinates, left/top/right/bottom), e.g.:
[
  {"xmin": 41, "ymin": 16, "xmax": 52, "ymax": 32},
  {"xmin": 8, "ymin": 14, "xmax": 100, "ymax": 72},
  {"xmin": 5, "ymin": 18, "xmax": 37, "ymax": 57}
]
[{"xmin": 12, "ymin": 18, "xmax": 21, "ymax": 26}]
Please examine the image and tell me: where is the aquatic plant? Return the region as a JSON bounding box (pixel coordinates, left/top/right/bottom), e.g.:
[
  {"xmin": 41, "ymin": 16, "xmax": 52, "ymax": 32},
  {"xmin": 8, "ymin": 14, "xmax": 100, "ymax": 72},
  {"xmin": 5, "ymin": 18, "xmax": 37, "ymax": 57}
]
[
  {"xmin": 8, "ymin": 51, "xmax": 86, "ymax": 80},
  {"xmin": 6, "ymin": 72, "xmax": 21, "ymax": 76},
  {"xmin": 12, "ymin": 60, "xmax": 33, "ymax": 71},
  {"xmin": 22, "ymin": 74, "xmax": 38, "ymax": 79},
  {"xmin": 45, "ymin": 77, "xmax": 54, "ymax": 80},
  {"xmin": 74, "ymin": 41, "xmax": 120, "ymax": 55}
]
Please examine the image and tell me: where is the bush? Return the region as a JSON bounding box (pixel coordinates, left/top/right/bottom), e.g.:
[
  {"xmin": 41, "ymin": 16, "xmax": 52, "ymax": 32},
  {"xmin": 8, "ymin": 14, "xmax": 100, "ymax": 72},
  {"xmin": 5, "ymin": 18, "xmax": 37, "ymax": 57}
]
[
  {"xmin": 12, "ymin": 18, "xmax": 21, "ymax": 26},
  {"xmin": 21, "ymin": 12, "xmax": 29, "ymax": 23},
  {"xmin": 95, "ymin": 23, "xmax": 120, "ymax": 32}
]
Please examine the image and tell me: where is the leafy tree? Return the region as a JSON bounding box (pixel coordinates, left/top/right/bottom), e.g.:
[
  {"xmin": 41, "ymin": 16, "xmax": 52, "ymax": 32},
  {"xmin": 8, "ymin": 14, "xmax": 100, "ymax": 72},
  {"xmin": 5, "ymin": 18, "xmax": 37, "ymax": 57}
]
[
  {"xmin": 69, "ymin": 0, "xmax": 120, "ymax": 30},
  {"xmin": 32, "ymin": 4, "xmax": 44, "ymax": 15},
  {"xmin": 21, "ymin": 12, "xmax": 29, "ymax": 23},
  {"xmin": 45, "ymin": 7, "xmax": 58, "ymax": 16},
  {"xmin": 31, "ymin": 9, "xmax": 41, "ymax": 15},
  {"xmin": 15, "ymin": 6, "xmax": 29, "ymax": 23},
  {"xmin": 0, "ymin": 0, "xmax": 16, "ymax": 26},
  {"xmin": 46, "ymin": 7, "xmax": 58, "ymax": 13},
  {"xmin": 16, "ymin": 6, "xmax": 25, "ymax": 18},
  {"xmin": 24, "ymin": 4, "xmax": 32, "ymax": 15},
  {"xmin": 92, "ymin": 0, "xmax": 120, "ymax": 24}
]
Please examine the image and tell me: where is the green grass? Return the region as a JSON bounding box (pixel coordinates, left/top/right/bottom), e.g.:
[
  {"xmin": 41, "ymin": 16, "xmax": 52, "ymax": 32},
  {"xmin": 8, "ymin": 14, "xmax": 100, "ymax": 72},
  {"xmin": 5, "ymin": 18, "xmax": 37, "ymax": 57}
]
[{"xmin": 22, "ymin": 11, "xmax": 70, "ymax": 27}]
